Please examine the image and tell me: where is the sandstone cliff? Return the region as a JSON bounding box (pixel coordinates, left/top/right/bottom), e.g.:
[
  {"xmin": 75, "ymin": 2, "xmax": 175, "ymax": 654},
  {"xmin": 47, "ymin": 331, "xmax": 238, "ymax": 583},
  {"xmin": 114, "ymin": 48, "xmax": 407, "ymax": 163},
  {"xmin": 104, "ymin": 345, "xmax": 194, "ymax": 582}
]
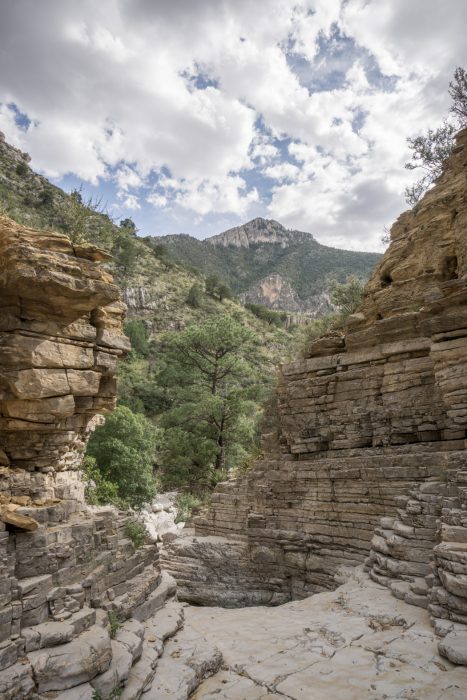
[
  {"xmin": 165, "ymin": 129, "xmax": 467, "ymax": 665},
  {"xmin": 0, "ymin": 217, "xmax": 180, "ymax": 700}
]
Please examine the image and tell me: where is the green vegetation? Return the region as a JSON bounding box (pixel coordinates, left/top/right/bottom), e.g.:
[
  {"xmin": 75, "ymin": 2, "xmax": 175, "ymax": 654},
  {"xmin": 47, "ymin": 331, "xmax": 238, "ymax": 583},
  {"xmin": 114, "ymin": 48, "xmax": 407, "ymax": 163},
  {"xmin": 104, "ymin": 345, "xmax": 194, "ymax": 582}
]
[
  {"xmin": 205, "ymin": 273, "xmax": 233, "ymax": 301},
  {"xmin": 405, "ymin": 66, "xmax": 466, "ymax": 204},
  {"xmin": 245, "ymin": 303, "xmax": 289, "ymax": 328},
  {"xmin": 329, "ymin": 275, "xmax": 364, "ymax": 318},
  {"xmin": 92, "ymin": 689, "xmax": 122, "ymax": 700},
  {"xmin": 124, "ymin": 520, "xmax": 147, "ymax": 548},
  {"xmin": 107, "ymin": 611, "xmax": 121, "ymax": 639},
  {"xmin": 174, "ymin": 492, "xmax": 203, "ymax": 523},
  {"xmin": 186, "ymin": 283, "xmax": 203, "ymax": 308},
  {"xmin": 294, "ymin": 276, "xmax": 365, "ymax": 357},
  {"xmin": 82, "ymin": 456, "xmax": 120, "ymax": 506},
  {"xmin": 124, "ymin": 319, "xmax": 150, "ymax": 357},
  {"xmin": 86, "ymin": 406, "xmax": 157, "ymax": 509}
]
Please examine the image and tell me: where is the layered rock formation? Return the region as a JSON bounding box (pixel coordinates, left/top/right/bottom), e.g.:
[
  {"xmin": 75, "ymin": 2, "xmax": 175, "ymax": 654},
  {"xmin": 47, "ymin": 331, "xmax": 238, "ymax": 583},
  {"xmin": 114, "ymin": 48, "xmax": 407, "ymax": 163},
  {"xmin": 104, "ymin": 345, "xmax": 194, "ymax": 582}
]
[
  {"xmin": 164, "ymin": 129, "xmax": 467, "ymax": 663},
  {"xmin": 0, "ymin": 217, "xmax": 177, "ymax": 699}
]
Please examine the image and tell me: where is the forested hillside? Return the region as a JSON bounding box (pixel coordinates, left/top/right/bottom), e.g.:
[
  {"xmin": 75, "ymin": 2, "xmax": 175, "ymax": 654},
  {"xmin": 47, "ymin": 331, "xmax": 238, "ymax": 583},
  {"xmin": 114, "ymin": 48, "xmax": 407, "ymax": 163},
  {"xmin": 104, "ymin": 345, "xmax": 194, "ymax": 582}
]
[{"xmin": 154, "ymin": 218, "xmax": 380, "ymax": 314}]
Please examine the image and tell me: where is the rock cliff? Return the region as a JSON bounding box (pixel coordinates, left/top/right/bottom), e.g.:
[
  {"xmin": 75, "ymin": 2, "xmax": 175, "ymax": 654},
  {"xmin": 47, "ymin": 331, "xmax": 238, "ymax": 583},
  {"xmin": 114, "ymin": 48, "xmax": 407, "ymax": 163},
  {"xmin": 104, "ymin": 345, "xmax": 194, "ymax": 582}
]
[
  {"xmin": 0, "ymin": 217, "xmax": 178, "ymax": 700},
  {"xmin": 164, "ymin": 129, "xmax": 467, "ymax": 664},
  {"xmin": 207, "ymin": 217, "xmax": 314, "ymax": 249}
]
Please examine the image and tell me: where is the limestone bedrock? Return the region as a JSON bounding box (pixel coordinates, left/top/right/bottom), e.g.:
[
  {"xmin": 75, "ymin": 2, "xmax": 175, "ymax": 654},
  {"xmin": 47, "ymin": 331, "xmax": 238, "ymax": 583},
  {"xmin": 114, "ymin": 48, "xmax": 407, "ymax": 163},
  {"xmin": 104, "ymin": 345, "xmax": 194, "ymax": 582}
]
[
  {"xmin": 187, "ymin": 568, "xmax": 467, "ymax": 700},
  {"xmin": 164, "ymin": 128, "xmax": 467, "ymax": 668}
]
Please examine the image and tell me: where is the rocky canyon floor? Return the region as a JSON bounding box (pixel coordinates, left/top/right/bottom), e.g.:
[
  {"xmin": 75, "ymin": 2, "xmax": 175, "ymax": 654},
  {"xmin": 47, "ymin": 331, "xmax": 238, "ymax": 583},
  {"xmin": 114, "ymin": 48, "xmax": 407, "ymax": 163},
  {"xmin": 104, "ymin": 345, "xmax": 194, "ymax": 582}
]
[{"xmin": 150, "ymin": 568, "xmax": 467, "ymax": 700}]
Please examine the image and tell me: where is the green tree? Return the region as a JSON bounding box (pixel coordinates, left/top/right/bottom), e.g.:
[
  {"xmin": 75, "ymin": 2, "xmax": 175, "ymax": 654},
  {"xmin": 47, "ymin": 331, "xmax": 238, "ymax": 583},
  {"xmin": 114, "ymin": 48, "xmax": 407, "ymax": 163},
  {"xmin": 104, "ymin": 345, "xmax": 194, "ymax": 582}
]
[
  {"xmin": 205, "ymin": 274, "xmax": 233, "ymax": 301},
  {"xmin": 112, "ymin": 232, "xmax": 140, "ymax": 277},
  {"xmin": 124, "ymin": 319, "xmax": 149, "ymax": 356},
  {"xmin": 186, "ymin": 283, "xmax": 203, "ymax": 308},
  {"xmin": 217, "ymin": 283, "xmax": 233, "ymax": 301},
  {"xmin": 156, "ymin": 316, "xmax": 258, "ymax": 490},
  {"xmin": 404, "ymin": 123, "xmax": 456, "ymax": 205},
  {"xmin": 86, "ymin": 406, "xmax": 156, "ymax": 509},
  {"xmin": 120, "ymin": 217, "xmax": 138, "ymax": 236},
  {"xmin": 330, "ymin": 275, "xmax": 364, "ymax": 317},
  {"xmin": 205, "ymin": 273, "xmax": 221, "ymax": 298}
]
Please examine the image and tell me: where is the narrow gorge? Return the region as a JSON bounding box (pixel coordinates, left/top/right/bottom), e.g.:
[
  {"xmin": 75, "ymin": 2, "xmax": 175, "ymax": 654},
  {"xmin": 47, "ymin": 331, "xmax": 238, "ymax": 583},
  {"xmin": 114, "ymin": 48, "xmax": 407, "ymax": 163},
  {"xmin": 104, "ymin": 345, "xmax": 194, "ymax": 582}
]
[{"xmin": 1, "ymin": 129, "xmax": 467, "ymax": 700}]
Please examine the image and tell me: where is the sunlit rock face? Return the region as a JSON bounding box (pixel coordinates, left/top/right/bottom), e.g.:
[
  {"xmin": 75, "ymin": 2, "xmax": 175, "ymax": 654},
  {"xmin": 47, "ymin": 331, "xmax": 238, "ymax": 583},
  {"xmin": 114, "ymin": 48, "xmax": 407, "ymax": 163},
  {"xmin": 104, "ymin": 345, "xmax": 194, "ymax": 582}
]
[
  {"xmin": 164, "ymin": 129, "xmax": 467, "ymax": 650},
  {"xmin": 0, "ymin": 216, "xmax": 130, "ymax": 507},
  {"xmin": 0, "ymin": 219, "xmax": 179, "ymax": 700}
]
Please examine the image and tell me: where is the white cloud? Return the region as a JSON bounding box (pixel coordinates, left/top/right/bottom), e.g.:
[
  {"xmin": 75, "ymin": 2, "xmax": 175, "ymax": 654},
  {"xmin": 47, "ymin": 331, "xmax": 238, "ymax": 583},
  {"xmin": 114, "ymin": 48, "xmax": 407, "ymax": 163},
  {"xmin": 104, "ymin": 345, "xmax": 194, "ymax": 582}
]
[
  {"xmin": 174, "ymin": 175, "xmax": 259, "ymax": 216},
  {"xmin": 120, "ymin": 194, "xmax": 140, "ymax": 210},
  {"xmin": 264, "ymin": 162, "xmax": 300, "ymax": 181},
  {"xmin": 147, "ymin": 192, "xmax": 168, "ymax": 209},
  {"xmin": 0, "ymin": 0, "xmax": 465, "ymax": 246}
]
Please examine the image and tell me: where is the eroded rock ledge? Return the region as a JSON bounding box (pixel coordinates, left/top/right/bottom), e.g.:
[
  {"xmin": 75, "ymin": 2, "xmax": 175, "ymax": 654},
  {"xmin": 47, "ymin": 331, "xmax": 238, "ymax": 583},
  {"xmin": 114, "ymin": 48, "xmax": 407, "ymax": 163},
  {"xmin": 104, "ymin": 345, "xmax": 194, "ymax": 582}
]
[{"xmin": 164, "ymin": 129, "xmax": 467, "ymax": 666}]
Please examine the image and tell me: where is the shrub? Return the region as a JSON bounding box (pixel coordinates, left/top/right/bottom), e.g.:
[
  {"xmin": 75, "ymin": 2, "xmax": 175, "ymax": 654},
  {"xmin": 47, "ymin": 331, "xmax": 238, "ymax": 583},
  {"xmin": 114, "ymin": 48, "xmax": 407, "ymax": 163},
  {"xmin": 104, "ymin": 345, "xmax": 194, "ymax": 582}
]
[
  {"xmin": 245, "ymin": 303, "xmax": 288, "ymax": 328},
  {"xmin": 174, "ymin": 492, "xmax": 203, "ymax": 523},
  {"xmin": 186, "ymin": 283, "xmax": 203, "ymax": 308},
  {"xmin": 329, "ymin": 276, "xmax": 364, "ymax": 317},
  {"xmin": 124, "ymin": 520, "xmax": 147, "ymax": 548},
  {"xmin": 38, "ymin": 188, "xmax": 54, "ymax": 207},
  {"xmin": 15, "ymin": 161, "xmax": 28, "ymax": 177}
]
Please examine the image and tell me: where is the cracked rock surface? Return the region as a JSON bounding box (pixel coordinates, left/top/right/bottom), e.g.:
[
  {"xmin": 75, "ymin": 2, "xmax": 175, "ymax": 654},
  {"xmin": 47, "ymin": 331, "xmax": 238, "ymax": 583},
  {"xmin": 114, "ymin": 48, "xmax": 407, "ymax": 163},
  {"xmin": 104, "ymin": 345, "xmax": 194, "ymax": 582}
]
[{"xmin": 184, "ymin": 569, "xmax": 467, "ymax": 700}]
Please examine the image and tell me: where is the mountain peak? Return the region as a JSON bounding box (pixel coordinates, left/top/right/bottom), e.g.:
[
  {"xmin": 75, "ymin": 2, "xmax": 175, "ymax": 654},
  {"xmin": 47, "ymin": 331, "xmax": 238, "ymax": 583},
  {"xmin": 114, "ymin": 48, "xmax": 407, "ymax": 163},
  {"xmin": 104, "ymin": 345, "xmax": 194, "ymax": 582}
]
[{"xmin": 207, "ymin": 218, "xmax": 314, "ymax": 249}]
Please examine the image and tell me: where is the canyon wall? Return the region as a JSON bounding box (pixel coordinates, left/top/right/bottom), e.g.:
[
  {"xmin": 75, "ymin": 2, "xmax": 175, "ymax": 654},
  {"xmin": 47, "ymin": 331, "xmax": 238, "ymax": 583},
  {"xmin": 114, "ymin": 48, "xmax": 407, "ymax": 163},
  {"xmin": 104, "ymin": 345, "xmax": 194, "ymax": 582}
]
[
  {"xmin": 165, "ymin": 129, "xmax": 467, "ymax": 653},
  {"xmin": 0, "ymin": 217, "xmax": 176, "ymax": 700}
]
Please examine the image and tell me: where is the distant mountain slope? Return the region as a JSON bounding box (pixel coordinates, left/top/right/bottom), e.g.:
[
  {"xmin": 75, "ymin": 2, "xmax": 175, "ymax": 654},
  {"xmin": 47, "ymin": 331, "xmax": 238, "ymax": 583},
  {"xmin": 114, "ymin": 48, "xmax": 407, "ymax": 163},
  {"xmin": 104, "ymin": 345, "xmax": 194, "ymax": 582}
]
[{"xmin": 152, "ymin": 218, "xmax": 381, "ymax": 315}]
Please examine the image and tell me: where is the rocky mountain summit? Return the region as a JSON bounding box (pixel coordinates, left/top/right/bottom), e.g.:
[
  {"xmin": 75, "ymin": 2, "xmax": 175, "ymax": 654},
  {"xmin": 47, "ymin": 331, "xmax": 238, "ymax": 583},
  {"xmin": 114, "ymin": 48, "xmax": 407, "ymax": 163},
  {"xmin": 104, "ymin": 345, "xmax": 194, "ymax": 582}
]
[{"xmin": 207, "ymin": 217, "xmax": 313, "ymax": 249}]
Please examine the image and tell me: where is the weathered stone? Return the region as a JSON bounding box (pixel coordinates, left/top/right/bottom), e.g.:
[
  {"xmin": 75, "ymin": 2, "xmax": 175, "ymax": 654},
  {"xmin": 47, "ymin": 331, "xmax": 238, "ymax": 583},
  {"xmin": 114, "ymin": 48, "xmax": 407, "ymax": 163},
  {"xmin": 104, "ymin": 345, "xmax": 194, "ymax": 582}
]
[
  {"xmin": 0, "ymin": 504, "xmax": 38, "ymax": 531},
  {"xmin": 28, "ymin": 625, "xmax": 112, "ymax": 692},
  {"xmin": 439, "ymin": 630, "xmax": 467, "ymax": 665}
]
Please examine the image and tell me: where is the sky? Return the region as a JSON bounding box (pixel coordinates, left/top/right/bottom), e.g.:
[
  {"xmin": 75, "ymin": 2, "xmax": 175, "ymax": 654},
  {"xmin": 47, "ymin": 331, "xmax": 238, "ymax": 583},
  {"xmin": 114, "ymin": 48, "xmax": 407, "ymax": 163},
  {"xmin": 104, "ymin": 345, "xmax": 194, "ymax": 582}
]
[{"xmin": 0, "ymin": 1, "xmax": 466, "ymax": 252}]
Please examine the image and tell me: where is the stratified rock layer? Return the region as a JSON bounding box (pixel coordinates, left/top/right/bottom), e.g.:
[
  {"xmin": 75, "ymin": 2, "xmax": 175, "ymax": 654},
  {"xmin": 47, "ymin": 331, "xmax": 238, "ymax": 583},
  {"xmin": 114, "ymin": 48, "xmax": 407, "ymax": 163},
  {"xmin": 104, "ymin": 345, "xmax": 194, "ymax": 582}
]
[
  {"xmin": 0, "ymin": 217, "xmax": 178, "ymax": 699},
  {"xmin": 0, "ymin": 216, "xmax": 131, "ymax": 504},
  {"xmin": 165, "ymin": 129, "xmax": 467, "ymax": 663}
]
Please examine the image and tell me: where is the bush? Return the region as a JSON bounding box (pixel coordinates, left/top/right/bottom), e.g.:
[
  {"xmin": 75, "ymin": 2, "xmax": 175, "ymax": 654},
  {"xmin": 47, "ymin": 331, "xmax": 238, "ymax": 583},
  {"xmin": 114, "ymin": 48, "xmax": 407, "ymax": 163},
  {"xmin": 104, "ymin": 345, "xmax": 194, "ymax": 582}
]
[
  {"xmin": 15, "ymin": 161, "xmax": 28, "ymax": 177},
  {"xmin": 174, "ymin": 492, "xmax": 203, "ymax": 523},
  {"xmin": 86, "ymin": 406, "xmax": 157, "ymax": 509},
  {"xmin": 205, "ymin": 274, "xmax": 233, "ymax": 301},
  {"xmin": 186, "ymin": 283, "xmax": 203, "ymax": 308},
  {"xmin": 245, "ymin": 303, "xmax": 288, "ymax": 327},
  {"xmin": 124, "ymin": 520, "xmax": 147, "ymax": 548},
  {"xmin": 38, "ymin": 188, "xmax": 54, "ymax": 207}
]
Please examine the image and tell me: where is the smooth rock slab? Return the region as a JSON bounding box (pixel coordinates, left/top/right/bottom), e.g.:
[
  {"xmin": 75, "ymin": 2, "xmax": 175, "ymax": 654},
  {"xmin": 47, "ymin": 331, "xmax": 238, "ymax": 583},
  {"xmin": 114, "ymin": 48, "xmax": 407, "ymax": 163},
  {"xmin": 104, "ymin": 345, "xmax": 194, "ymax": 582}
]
[
  {"xmin": 28, "ymin": 625, "xmax": 112, "ymax": 692},
  {"xmin": 187, "ymin": 570, "xmax": 467, "ymax": 700},
  {"xmin": 439, "ymin": 631, "xmax": 467, "ymax": 666}
]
